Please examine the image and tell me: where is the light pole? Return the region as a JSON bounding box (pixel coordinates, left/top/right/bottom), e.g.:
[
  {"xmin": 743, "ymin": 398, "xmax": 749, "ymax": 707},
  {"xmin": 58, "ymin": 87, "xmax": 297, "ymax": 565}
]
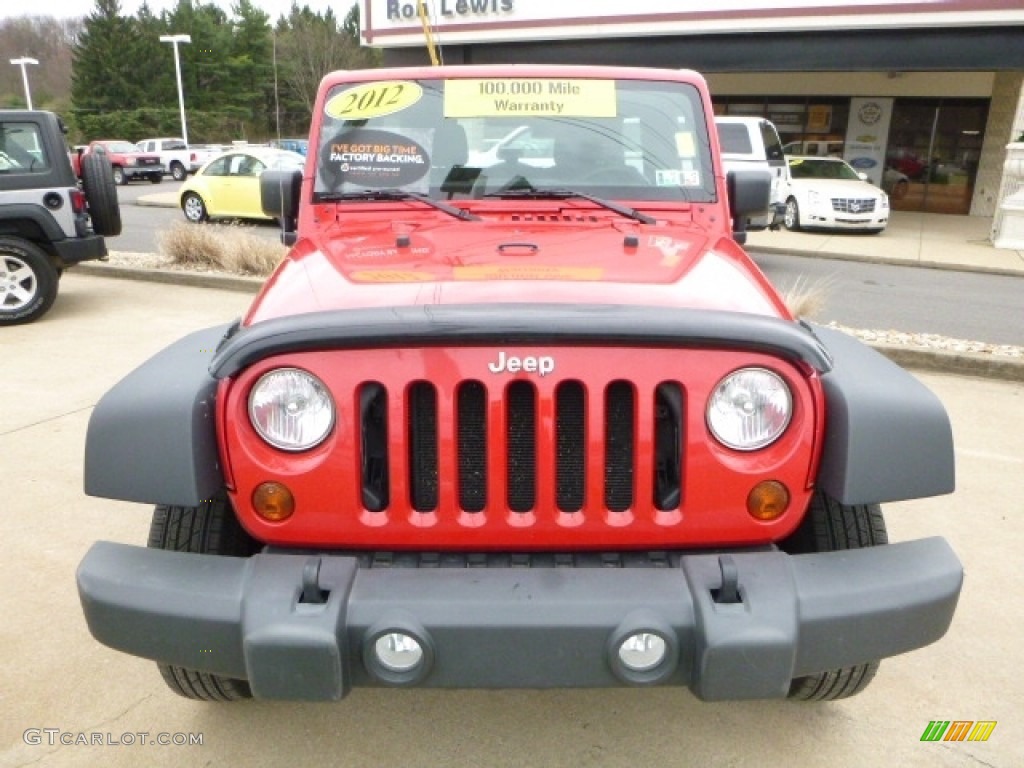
[
  {"xmin": 159, "ymin": 34, "xmax": 191, "ymax": 145},
  {"xmin": 10, "ymin": 57, "xmax": 39, "ymax": 110}
]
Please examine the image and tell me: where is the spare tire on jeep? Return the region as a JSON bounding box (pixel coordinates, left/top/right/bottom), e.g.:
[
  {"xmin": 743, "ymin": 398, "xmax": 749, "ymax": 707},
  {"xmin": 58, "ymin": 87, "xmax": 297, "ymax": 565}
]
[{"xmin": 81, "ymin": 153, "xmax": 122, "ymax": 237}]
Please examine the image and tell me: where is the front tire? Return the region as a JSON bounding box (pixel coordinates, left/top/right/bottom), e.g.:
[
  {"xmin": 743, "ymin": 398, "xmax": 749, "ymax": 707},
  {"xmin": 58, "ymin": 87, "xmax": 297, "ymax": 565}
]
[
  {"xmin": 783, "ymin": 197, "xmax": 801, "ymax": 231},
  {"xmin": 0, "ymin": 237, "xmax": 59, "ymax": 325},
  {"xmin": 147, "ymin": 493, "xmax": 260, "ymax": 701},
  {"xmin": 181, "ymin": 192, "xmax": 209, "ymax": 223},
  {"xmin": 112, "ymin": 165, "xmax": 127, "ymax": 185},
  {"xmin": 780, "ymin": 491, "xmax": 887, "ymax": 701}
]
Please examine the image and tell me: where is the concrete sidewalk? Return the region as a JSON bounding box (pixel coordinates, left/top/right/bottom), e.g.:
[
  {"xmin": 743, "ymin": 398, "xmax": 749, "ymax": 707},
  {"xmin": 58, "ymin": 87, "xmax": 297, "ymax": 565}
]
[
  {"xmin": 748, "ymin": 210, "xmax": 1024, "ymax": 276},
  {"xmin": 137, "ymin": 191, "xmax": 1024, "ymax": 276}
]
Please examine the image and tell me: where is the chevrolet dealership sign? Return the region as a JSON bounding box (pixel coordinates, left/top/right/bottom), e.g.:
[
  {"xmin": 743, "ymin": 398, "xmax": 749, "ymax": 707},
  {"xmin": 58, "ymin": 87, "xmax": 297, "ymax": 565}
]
[{"xmin": 361, "ymin": 0, "xmax": 1024, "ymax": 46}]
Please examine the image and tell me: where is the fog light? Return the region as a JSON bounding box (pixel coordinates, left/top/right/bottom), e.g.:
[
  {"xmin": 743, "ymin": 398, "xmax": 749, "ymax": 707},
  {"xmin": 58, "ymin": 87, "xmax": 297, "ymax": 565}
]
[
  {"xmin": 747, "ymin": 480, "xmax": 790, "ymax": 521},
  {"xmin": 374, "ymin": 632, "xmax": 424, "ymax": 673},
  {"xmin": 253, "ymin": 482, "xmax": 295, "ymax": 521},
  {"xmin": 617, "ymin": 632, "xmax": 668, "ymax": 672}
]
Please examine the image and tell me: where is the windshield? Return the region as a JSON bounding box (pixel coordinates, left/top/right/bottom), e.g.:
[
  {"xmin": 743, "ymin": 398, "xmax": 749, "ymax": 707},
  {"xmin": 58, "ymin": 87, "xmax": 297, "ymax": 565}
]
[
  {"xmin": 788, "ymin": 157, "xmax": 862, "ymax": 181},
  {"xmin": 313, "ymin": 76, "xmax": 715, "ymax": 204},
  {"xmin": 102, "ymin": 141, "xmax": 139, "ymax": 153},
  {"xmin": 266, "ymin": 151, "xmax": 305, "ymax": 170}
]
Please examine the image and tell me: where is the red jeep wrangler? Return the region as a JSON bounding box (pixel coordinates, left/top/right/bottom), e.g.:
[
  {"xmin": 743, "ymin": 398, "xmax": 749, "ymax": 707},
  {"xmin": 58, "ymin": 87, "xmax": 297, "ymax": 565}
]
[{"xmin": 77, "ymin": 66, "xmax": 961, "ymax": 703}]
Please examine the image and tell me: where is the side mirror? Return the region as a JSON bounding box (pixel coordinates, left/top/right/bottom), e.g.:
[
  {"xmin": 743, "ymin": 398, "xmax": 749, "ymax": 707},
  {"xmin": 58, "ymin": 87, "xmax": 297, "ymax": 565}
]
[
  {"xmin": 726, "ymin": 169, "xmax": 771, "ymax": 245},
  {"xmin": 858, "ymin": 171, "xmax": 869, "ymax": 182},
  {"xmin": 261, "ymin": 168, "xmax": 303, "ymax": 246}
]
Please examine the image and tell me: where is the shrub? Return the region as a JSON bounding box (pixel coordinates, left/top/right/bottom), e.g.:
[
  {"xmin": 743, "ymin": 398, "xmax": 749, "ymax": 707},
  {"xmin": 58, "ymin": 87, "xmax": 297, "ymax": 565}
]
[
  {"xmin": 157, "ymin": 223, "xmax": 287, "ymax": 276},
  {"xmin": 782, "ymin": 275, "xmax": 831, "ymax": 319}
]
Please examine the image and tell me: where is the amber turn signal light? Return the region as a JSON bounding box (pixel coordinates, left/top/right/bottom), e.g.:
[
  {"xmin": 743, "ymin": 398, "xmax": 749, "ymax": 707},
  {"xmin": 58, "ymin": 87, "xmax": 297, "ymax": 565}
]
[
  {"xmin": 253, "ymin": 482, "xmax": 295, "ymax": 522},
  {"xmin": 746, "ymin": 480, "xmax": 790, "ymax": 521}
]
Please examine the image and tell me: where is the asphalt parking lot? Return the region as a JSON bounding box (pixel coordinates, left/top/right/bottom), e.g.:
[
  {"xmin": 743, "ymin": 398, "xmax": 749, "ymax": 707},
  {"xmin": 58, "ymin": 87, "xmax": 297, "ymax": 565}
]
[{"xmin": 2, "ymin": 271, "xmax": 1021, "ymax": 767}]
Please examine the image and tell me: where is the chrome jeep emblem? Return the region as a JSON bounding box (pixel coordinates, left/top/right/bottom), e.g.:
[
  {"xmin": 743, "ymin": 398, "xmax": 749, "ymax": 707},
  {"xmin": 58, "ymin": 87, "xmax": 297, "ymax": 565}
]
[{"xmin": 487, "ymin": 351, "xmax": 555, "ymax": 376}]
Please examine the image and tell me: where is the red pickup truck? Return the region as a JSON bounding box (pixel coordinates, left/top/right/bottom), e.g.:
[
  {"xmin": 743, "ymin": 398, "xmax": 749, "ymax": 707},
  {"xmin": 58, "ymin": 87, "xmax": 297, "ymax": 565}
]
[
  {"xmin": 72, "ymin": 140, "xmax": 164, "ymax": 185},
  {"xmin": 77, "ymin": 65, "xmax": 961, "ymax": 705}
]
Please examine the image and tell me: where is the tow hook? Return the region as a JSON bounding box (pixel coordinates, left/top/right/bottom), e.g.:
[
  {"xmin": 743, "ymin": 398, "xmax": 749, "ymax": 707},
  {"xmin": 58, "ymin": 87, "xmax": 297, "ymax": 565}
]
[
  {"xmin": 713, "ymin": 555, "xmax": 742, "ymax": 604},
  {"xmin": 300, "ymin": 557, "xmax": 328, "ymax": 605}
]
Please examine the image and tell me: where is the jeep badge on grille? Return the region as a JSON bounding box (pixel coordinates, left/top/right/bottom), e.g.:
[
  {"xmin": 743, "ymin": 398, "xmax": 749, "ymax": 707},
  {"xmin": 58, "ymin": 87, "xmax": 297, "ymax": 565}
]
[{"xmin": 487, "ymin": 351, "xmax": 555, "ymax": 376}]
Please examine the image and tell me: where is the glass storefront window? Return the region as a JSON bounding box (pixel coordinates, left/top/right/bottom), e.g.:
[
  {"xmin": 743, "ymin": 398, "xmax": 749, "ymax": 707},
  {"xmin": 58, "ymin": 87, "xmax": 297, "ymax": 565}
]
[{"xmin": 714, "ymin": 94, "xmax": 988, "ymax": 214}]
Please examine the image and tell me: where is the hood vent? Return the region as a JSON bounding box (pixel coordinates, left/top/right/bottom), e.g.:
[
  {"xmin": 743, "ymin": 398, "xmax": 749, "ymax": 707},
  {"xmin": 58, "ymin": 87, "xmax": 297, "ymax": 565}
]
[{"xmin": 502, "ymin": 214, "xmax": 600, "ymax": 223}]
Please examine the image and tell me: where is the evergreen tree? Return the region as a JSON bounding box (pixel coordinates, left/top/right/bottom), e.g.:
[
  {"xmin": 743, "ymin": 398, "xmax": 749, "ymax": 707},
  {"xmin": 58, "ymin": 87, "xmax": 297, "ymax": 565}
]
[
  {"xmin": 228, "ymin": 0, "xmax": 274, "ymax": 133},
  {"xmin": 71, "ymin": 0, "xmax": 139, "ymax": 116}
]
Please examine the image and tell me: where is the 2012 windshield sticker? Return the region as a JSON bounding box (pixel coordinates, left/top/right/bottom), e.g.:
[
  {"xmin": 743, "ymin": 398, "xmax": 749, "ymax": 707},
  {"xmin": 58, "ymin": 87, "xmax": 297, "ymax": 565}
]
[
  {"xmin": 444, "ymin": 79, "xmax": 617, "ymax": 118},
  {"xmin": 325, "ymin": 81, "xmax": 423, "ymax": 120}
]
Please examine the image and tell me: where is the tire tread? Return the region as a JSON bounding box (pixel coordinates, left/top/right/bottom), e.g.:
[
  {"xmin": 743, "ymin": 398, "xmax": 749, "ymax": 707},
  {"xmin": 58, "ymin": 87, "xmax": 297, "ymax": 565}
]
[
  {"xmin": 782, "ymin": 491, "xmax": 887, "ymax": 702},
  {"xmin": 0, "ymin": 236, "xmax": 59, "ymax": 325},
  {"xmin": 147, "ymin": 493, "xmax": 257, "ymax": 701}
]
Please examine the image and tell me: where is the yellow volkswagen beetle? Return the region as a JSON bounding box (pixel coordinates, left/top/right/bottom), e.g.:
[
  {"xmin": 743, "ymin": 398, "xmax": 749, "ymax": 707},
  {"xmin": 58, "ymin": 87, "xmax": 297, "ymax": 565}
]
[{"xmin": 179, "ymin": 147, "xmax": 305, "ymax": 222}]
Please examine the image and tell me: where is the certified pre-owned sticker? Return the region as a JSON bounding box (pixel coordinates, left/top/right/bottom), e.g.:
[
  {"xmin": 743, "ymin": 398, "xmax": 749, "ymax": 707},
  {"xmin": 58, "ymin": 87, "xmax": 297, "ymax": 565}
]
[
  {"xmin": 321, "ymin": 128, "xmax": 429, "ymax": 188},
  {"xmin": 325, "ymin": 81, "xmax": 423, "ymax": 121}
]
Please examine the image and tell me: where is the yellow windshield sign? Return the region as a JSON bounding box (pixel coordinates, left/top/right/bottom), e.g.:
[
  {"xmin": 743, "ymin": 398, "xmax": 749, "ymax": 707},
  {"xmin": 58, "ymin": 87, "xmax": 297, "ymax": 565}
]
[
  {"xmin": 444, "ymin": 79, "xmax": 617, "ymax": 118},
  {"xmin": 325, "ymin": 81, "xmax": 423, "ymax": 121}
]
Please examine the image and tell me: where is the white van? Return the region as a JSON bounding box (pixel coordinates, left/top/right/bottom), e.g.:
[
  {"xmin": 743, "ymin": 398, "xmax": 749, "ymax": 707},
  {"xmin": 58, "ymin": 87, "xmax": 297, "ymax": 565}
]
[{"xmin": 715, "ymin": 117, "xmax": 789, "ymax": 230}]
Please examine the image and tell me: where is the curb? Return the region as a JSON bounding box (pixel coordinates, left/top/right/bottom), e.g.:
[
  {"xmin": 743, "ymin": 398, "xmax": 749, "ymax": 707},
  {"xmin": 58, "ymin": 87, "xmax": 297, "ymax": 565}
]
[
  {"xmin": 867, "ymin": 343, "xmax": 1023, "ymax": 384},
  {"xmin": 135, "ymin": 196, "xmax": 180, "ymax": 209},
  {"xmin": 76, "ymin": 262, "xmax": 263, "ymax": 293},
  {"xmin": 746, "ymin": 244, "xmax": 1024, "ymax": 279},
  {"xmin": 73, "ymin": 261, "xmax": 1024, "ymax": 383}
]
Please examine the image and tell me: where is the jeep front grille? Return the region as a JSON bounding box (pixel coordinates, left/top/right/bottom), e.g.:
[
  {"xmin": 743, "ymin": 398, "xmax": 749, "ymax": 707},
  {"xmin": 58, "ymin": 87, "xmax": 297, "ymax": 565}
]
[{"xmin": 358, "ymin": 379, "xmax": 684, "ymax": 517}]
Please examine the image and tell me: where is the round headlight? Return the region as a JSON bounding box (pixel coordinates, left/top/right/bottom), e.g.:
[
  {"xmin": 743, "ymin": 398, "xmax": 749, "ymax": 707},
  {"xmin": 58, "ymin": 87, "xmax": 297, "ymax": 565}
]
[
  {"xmin": 707, "ymin": 368, "xmax": 792, "ymax": 451},
  {"xmin": 248, "ymin": 367, "xmax": 335, "ymax": 451}
]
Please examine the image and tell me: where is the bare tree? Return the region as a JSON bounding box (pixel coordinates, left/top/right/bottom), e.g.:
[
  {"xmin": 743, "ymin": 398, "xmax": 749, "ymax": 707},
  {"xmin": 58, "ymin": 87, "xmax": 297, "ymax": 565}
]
[
  {"xmin": 0, "ymin": 16, "xmax": 81, "ymax": 109},
  {"xmin": 274, "ymin": 3, "xmax": 379, "ymax": 114}
]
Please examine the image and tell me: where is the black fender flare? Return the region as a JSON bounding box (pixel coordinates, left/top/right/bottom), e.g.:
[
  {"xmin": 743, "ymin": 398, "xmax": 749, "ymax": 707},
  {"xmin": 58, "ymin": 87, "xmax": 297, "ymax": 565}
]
[
  {"xmin": 84, "ymin": 324, "xmax": 232, "ymax": 507},
  {"xmin": 813, "ymin": 325, "xmax": 955, "ymax": 505},
  {"xmin": 0, "ymin": 204, "xmax": 65, "ymax": 243}
]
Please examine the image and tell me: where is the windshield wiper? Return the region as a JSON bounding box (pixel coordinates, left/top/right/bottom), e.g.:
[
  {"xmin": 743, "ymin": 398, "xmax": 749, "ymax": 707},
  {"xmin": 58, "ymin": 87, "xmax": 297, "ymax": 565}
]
[
  {"xmin": 317, "ymin": 188, "xmax": 480, "ymax": 221},
  {"xmin": 483, "ymin": 186, "xmax": 656, "ymax": 225}
]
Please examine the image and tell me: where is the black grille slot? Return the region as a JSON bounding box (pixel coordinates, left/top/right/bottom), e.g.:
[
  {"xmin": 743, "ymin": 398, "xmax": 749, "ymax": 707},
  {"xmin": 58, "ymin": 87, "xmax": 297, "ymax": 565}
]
[
  {"xmin": 506, "ymin": 381, "xmax": 536, "ymax": 512},
  {"xmin": 556, "ymin": 381, "xmax": 586, "ymax": 511},
  {"xmin": 408, "ymin": 382, "xmax": 438, "ymax": 511},
  {"xmin": 458, "ymin": 381, "xmax": 487, "ymax": 512},
  {"xmin": 359, "ymin": 383, "xmax": 388, "ymax": 511},
  {"xmin": 654, "ymin": 383, "xmax": 683, "ymax": 510},
  {"xmin": 604, "ymin": 381, "xmax": 635, "ymax": 512}
]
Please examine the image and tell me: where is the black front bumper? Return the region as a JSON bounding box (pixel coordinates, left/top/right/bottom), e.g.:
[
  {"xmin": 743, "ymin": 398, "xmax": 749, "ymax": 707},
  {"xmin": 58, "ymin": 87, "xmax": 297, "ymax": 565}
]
[{"xmin": 77, "ymin": 538, "xmax": 961, "ymax": 701}]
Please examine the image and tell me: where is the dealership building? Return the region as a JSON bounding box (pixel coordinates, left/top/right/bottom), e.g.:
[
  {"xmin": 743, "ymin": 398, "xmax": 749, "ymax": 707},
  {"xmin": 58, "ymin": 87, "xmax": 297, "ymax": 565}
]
[{"xmin": 360, "ymin": 0, "xmax": 1024, "ymax": 239}]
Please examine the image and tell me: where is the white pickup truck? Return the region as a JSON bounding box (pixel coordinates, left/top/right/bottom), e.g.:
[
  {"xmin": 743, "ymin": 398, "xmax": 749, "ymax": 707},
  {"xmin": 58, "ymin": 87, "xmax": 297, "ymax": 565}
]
[{"xmin": 135, "ymin": 138, "xmax": 218, "ymax": 181}]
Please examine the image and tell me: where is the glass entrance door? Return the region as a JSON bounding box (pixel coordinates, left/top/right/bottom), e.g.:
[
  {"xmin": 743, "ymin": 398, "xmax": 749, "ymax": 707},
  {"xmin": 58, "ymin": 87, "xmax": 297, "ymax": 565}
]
[{"xmin": 885, "ymin": 99, "xmax": 987, "ymax": 214}]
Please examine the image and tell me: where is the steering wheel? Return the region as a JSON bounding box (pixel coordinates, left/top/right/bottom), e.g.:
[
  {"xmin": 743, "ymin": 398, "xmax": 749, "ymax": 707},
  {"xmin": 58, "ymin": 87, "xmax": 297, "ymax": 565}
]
[{"xmin": 577, "ymin": 165, "xmax": 647, "ymax": 185}]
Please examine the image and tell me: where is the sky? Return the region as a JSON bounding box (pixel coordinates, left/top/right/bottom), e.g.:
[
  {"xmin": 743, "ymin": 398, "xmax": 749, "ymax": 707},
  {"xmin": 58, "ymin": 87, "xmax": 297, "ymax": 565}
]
[{"xmin": 0, "ymin": 0, "xmax": 349, "ymax": 22}]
